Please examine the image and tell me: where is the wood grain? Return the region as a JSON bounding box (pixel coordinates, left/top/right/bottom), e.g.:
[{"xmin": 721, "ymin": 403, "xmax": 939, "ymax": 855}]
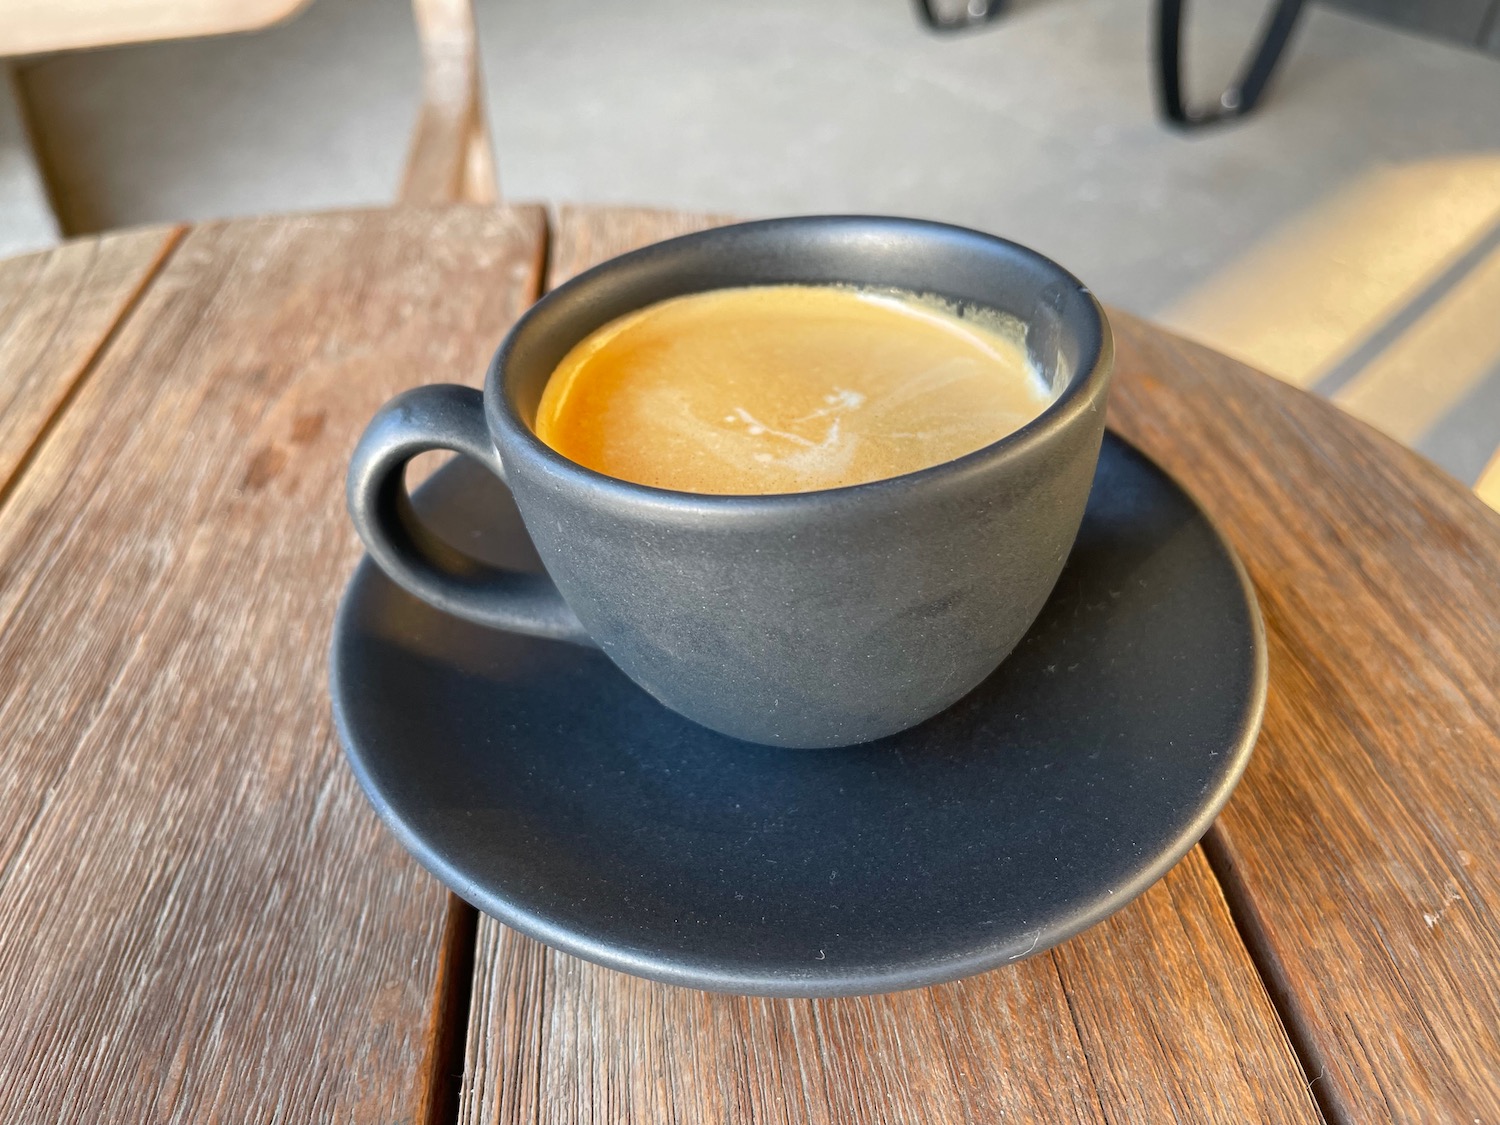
[
  {"xmin": 0, "ymin": 206, "xmax": 545, "ymax": 1123},
  {"xmin": 1106, "ymin": 313, "xmax": 1500, "ymax": 1124},
  {"xmin": 0, "ymin": 224, "xmax": 179, "ymax": 495},
  {"xmin": 544, "ymin": 204, "xmax": 740, "ymax": 290},
  {"xmin": 462, "ymin": 856, "xmax": 1319, "ymax": 1124},
  {"xmin": 457, "ymin": 205, "xmax": 1322, "ymax": 1125}
]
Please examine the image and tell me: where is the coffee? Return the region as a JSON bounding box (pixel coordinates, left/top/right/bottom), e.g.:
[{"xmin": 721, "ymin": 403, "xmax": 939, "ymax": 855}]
[{"xmin": 534, "ymin": 284, "xmax": 1053, "ymax": 494}]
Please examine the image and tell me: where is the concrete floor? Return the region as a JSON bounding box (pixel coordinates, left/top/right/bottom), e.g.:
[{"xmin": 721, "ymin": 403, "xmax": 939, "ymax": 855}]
[
  {"xmin": 6, "ymin": 0, "xmax": 1500, "ymax": 488},
  {"xmin": 0, "ymin": 70, "xmax": 58, "ymax": 256}
]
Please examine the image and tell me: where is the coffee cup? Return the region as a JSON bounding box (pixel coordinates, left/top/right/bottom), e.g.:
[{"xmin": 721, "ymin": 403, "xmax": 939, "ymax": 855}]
[{"xmin": 346, "ymin": 216, "xmax": 1113, "ymax": 748}]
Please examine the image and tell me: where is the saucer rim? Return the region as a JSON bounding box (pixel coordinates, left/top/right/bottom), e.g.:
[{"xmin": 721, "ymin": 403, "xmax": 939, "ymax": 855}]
[{"xmin": 329, "ymin": 432, "xmax": 1267, "ymax": 997}]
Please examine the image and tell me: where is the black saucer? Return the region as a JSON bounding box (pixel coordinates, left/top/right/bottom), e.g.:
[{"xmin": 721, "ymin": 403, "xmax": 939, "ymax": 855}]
[{"xmin": 331, "ymin": 434, "xmax": 1265, "ymax": 997}]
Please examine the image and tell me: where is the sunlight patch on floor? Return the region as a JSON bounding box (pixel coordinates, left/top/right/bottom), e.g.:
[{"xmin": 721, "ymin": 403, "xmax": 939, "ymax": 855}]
[
  {"xmin": 1159, "ymin": 157, "xmax": 1500, "ymax": 390},
  {"xmin": 1476, "ymin": 450, "xmax": 1500, "ymax": 511},
  {"xmin": 1333, "ymin": 245, "xmax": 1500, "ymax": 445}
]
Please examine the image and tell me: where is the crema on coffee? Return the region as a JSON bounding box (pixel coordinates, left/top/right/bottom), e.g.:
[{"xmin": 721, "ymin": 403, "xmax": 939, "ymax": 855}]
[{"xmin": 534, "ymin": 284, "xmax": 1054, "ymax": 494}]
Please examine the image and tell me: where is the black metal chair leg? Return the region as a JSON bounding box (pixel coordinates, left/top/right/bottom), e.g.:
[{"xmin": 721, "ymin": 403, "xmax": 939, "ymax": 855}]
[
  {"xmin": 1156, "ymin": 0, "xmax": 1308, "ymax": 128},
  {"xmin": 914, "ymin": 0, "xmax": 1006, "ymax": 33}
]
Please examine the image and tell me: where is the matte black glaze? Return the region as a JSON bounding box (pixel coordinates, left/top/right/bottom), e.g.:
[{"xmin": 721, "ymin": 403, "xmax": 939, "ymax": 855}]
[
  {"xmin": 331, "ymin": 435, "xmax": 1266, "ymax": 997},
  {"xmin": 348, "ymin": 216, "xmax": 1112, "ymax": 747}
]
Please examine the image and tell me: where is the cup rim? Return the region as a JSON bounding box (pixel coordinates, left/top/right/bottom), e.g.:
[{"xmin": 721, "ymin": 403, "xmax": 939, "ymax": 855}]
[{"xmin": 486, "ymin": 215, "xmax": 1113, "ymax": 514}]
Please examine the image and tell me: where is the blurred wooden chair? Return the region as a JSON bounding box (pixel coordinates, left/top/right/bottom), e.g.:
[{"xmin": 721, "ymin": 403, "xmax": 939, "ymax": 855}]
[
  {"xmin": 0, "ymin": 0, "xmax": 313, "ymax": 55},
  {"xmin": 0, "ymin": 0, "xmax": 497, "ymax": 214},
  {"xmin": 402, "ymin": 0, "xmax": 496, "ymax": 205}
]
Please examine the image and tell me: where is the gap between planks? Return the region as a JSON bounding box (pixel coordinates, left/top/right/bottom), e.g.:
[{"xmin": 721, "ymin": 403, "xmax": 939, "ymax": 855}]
[
  {"xmin": 1201, "ymin": 824, "xmax": 1340, "ymax": 1124},
  {"xmin": 0, "ymin": 226, "xmax": 189, "ymax": 905},
  {"xmin": 0, "ymin": 225, "xmax": 187, "ymax": 515},
  {"xmin": 423, "ymin": 895, "xmax": 482, "ymax": 1125}
]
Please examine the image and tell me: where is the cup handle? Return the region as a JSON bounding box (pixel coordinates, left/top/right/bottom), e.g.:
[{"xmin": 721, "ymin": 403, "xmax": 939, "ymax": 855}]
[{"xmin": 346, "ymin": 383, "xmax": 594, "ymax": 644}]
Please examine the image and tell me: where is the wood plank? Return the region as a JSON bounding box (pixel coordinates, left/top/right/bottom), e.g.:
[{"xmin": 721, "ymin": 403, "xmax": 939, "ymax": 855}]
[
  {"xmin": 0, "ymin": 0, "xmax": 312, "ymax": 56},
  {"xmin": 1107, "ymin": 312, "xmax": 1500, "ymax": 1123},
  {"xmin": 544, "ymin": 204, "xmax": 740, "ymax": 291},
  {"xmin": 0, "ymin": 225, "xmax": 179, "ymax": 495},
  {"xmin": 457, "ymin": 204, "xmax": 1321, "ymax": 1125},
  {"xmin": 463, "ymin": 856, "xmax": 1318, "ymax": 1124},
  {"xmin": 0, "ymin": 205, "xmax": 545, "ymax": 1122}
]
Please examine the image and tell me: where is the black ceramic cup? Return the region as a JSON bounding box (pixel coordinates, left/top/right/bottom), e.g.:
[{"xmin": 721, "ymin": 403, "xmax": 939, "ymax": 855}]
[{"xmin": 347, "ymin": 216, "xmax": 1113, "ymax": 748}]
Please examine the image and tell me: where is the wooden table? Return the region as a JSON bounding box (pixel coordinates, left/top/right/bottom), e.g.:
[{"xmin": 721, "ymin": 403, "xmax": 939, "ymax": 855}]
[{"xmin": 0, "ymin": 204, "xmax": 1496, "ymax": 1125}]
